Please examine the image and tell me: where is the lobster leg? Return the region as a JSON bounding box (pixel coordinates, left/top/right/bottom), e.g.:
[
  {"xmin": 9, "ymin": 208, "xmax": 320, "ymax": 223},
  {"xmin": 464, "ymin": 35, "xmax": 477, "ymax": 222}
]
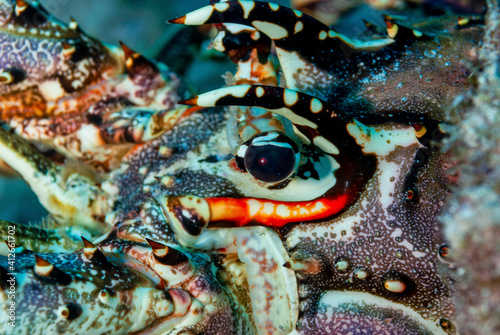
[
  {"xmin": 168, "ymin": 1, "xmax": 393, "ymax": 93},
  {"xmin": 0, "ymin": 127, "xmax": 109, "ymax": 233}
]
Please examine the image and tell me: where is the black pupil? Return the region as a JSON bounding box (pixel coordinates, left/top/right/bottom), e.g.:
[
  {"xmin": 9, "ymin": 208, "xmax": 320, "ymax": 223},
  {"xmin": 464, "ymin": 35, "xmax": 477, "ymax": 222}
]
[{"xmin": 244, "ymin": 142, "xmax": 295, "ymax": 183}]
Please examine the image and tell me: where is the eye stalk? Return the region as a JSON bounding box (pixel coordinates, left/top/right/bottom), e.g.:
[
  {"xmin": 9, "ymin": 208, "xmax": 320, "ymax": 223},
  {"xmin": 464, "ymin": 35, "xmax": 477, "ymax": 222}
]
[
  {"xmin": 179, "ymin": 85, "xmax": 377, "ymax": 226},
  {"xmin": 236, "ymin": 131, "xmax": 299, "ymax": 183}
]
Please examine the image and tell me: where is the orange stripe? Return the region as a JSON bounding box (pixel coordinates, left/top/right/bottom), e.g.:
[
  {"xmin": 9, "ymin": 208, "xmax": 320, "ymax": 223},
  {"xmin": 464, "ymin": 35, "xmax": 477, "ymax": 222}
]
[{"xmin": 206, "ymin": 193, "xmax": 352, "ymax": 228}]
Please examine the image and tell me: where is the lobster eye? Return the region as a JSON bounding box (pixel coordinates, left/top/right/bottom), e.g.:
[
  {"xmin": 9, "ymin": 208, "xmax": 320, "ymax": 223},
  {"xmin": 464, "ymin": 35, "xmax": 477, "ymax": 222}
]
[{"xmin": 237, "ymin": 132, "xmax": 299, "ymax": 183}]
